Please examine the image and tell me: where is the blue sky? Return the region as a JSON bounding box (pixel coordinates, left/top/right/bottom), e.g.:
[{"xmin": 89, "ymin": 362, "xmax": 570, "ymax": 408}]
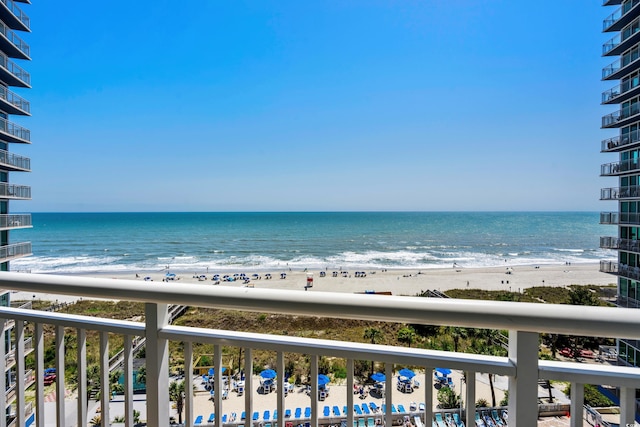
[{"xmin": 10, "ymin": 1, "xmax": 617, "ymax": 212}]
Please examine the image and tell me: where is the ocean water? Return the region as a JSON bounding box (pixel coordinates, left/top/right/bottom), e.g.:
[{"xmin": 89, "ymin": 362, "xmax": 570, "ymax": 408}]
[{"xmin": 9, "ymin": 212, "xmax": 614, "ymax": 274}]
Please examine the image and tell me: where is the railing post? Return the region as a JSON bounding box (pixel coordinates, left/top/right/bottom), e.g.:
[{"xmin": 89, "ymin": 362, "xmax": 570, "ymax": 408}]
[
  {"xmin": 184, "ymin": 341, "xmax": 193, "ymax": 427},
  {"xmin": 507, "ymin": 330, "xmax": 538, "ymax": 427},
  {"xmin": 244, "ymin": 348, "xmax": 253, "ymax": 426},
  {"xmin": 16, "ymin": 320, "xmax": 24, "ymax": 427},
  {"xmin": 100, "ymin": 331, "xmax": 109, "ymax": 427},
  {"xmin": 214, "ymin": 344, "xmax": 222, "ymax": 427},
  {"xmin": 0, "ymin": 317, "xmax": 6, "ymax": 427},
  {"xmin": 145, "ymin": 302, "xmax": 170, "ymax": 427},
  {"xmin": 124, "ymin": 335, "xmax": 133, "ymax": 427},
  {"xmin": 347, "ymin": 359, "xmax": 354, "ymax": 427},
  {"xmin": 310, "ymin": 354, "xmax": 318, "ymax": 427},
  {"xmin": 385, "ymin": 362, "xmax": 393, "ymax": 426},
  {"xmin": 464, "ymin": 371, "xmax": 476, "ymax": 427},
  {"xmin": 55, "ymin": 325, "xmax": 65, "ymax": 427},
  {"xmin": 77, "ymin": 328, "xmax": 87, "ymax": 427},
  {"xmin": 424, "ymin": 367, "xmax": 433, "ymax": 426},
  {"xmin": 277, "ymin": 351, "xmax": 285, "ymax": 427},
  {"xmin": 569, "ymin": 382, "xmax": 584, "ymax": 427},
  {"xmin": 35, "ymin": 323, "xmax": 43, "ymax": 427},
  {"xmin": 619, "ymin": 386, "xmax": 636, "ymax": 427}
]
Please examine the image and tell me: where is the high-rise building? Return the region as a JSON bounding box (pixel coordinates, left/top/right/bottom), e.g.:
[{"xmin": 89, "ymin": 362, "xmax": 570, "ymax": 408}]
[
  {"xmin": 0, "ymin": 0, "xmax": 32, "ymax": 424},
  {"xmin": 600, "ymin": 0, "xmax": 640, "ymax": 368}
]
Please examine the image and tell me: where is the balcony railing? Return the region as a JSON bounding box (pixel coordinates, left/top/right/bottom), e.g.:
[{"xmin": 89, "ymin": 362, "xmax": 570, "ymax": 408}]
[
  {"xmin": 603, "ymin": 44, "xmax": 640, "ymax": 80},
  {"xmin": 0, "ymin": 116, "xmax": 29, "ymax": 143},
  {"xmin": 600, "ymin": 236, "xmax": 640, "ymax": 252},
  {"xmin": 0, "ymin": 149, "xmax": 29, "ymax": 172},
  {"xmin": 600, "ymin": 185, "xmax": 640, "ymax": 200},
  {"xmin": 0, "ymin": 214, "xmax": 30, "ymax": 230},
  {"xmin": 0, "ymin": 85, "xmax": 29, "ymax": 115},
  {"xmin": 602, "ymin": 103, "xmax": 640, "ymax": 128},
  {"xmin": 0, "ymin": 51, "xmax": 28, "ymax": 88},
  {"xmin": 0, "ymin": 183, "xmax": 30, "ymax": 200},
  {"xmin": 600, "ymin": 212, "xmax": 619, "ymax": 224},
  {"xmin": 603, "ymin": 16, "xmax": 640, "ymax": 56},
  {"xmin": 0, "ymin": 272, "xmax": 638, "ymax": 427},
  {"xmin": 602, "ymin": 76, "xmax": 640, "ymax": 104},
  {"xmin": 0, "ymin": 0, "xmax": 29, "ymax": 31},
  {"xmin": 603, "ymin": 0, "xmax": 640, "ymax": 31},
  {"xmin": 601, "ymin": 158, "xmax": 640, "ymax": 175},
  {"xmin": 601, "ymin": 129, "xmax": 640, "ymax": 151},
  {"xmin": 0, "ymin": 243, "xmax": 31, "ymax": 263},
  {"xmin": 0, "ymin": 19, "xmax": 28, "ymax": 59}
]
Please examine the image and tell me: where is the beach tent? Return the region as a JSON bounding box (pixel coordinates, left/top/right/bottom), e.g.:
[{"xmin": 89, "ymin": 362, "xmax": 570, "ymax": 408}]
[
  {"xmin": 260, "ymin": 369, "xmax": 277, "ymax": 379},
  {"xmin": 398, "ymin": 368, "xmax": 415, "ymax": 379},
  {"xmin": 370, "ymin": 372, "xmax": 386, "ymax": 382}
]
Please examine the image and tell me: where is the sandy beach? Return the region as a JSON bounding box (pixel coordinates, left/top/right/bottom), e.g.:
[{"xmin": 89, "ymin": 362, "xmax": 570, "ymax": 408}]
[{"xmin": 12, "ymin": 262, "xmax": 615, "ymax": 303}]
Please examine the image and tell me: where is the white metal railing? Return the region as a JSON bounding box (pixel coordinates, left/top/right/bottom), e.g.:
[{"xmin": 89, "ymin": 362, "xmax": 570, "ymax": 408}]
[
  {"xmin": 0, "ymin": 214, "xmax": 31, "ymax": 230},
  {"xmin": 0, "ymin": 272, "xmax": 638, "ymax": 427}
]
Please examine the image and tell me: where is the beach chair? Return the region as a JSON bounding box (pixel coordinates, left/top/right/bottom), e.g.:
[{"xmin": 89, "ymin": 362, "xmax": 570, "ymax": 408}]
[
  {"xmin": 413, "ymin": 416, "xmax": 424, "ymax": 427},
  {"xmin": 285, "ymin": 409, "xmax": 291, "ymax": 418},
  {"xmin": 323, "ymin": 406, "xmax": 330, "ymax": 417},
  {"xmin": 273, "ymin": 410, "xmax": 278, "ymax": 420},
  {"xmin": 304, "ymin": 407, "xmax": 311, "ymax": 418},
  {"xmin": 361, "ymin": 403, "xmax": 370, "ymax": 415},
  {"xmin": 419, "ymin": 403, "xmax": 426, "ymax": 412},
  {"xmin": 474, "ymin": 412, "xmax": 485, "ymax": 427},
  {"xmin": 491, "ymin": 409, "xmax": 504, "ymax": 426},
  {"xmin": 208, "ymin": 413, "xmax": 215, "ymax": 423},
  {"xmin": 369, "ymin": 402, "xmax": 378, "ymax": 413},
  {"xmin": 343, "ymin": 406, "xmax": 348, "ymax": 415},
  {"xmin": 252, "ymin": 412, "xmax": 259, "ymax": 421},
  {"xmin": 366, "ymin": 417, "xmax": 375, "ymax": 427},
  {"xmin": 434, "ymin": 412, "xmax": 447, "ymax": 427},
  {"xmin": 397, "ymin": 404, "xmax": 406, "ymax": 413},
  {"xmin": 358, "ymin": 419, "xmax": 366, "ymax": 427},
  {"xmin": 194, "ymin": 415, "xmax": 203, "ymax": 425},
  {"xmin": 333, "ymin": 406, "xmax": 341, "ymax": 416},
  {"xmin": 222, "ymin": 414, "xmax": 228, "ymax": 424},
  {"xmin": 453, "ymin": 413, "xmax": 465, "ymax": 427},
  {"xmin": 294, "ymin": 408, "xmax": 302, "ymax": 419},
  {"xmin": 354, "ymin": 404, "xmax": 363, "ymax": 416},
  {"xmin": 264, "ymin": 410, "xmax": 271, "ymax": 421},
  {"xmin": 445, "ymin": 413, "xmax": 453, "ymax": 426},
  {"xmin": 391, "ymin": 404, "xmax": 397, "ymax": 413},
  {"xmin": 381, "ymin": 404, "xmax": 386, "ymax": 414},
  {"xmin": 241, "ymin": 411, "xmax": 246, "ymax": 421}
]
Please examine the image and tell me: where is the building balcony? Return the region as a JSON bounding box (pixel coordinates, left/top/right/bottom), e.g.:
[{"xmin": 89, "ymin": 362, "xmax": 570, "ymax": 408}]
[
  {"xmin": 602, "ymin": 76, "xmax": 640, "ymax": 104},
  {"xmin": 0, "ymin": 51, "xmax": 28, "ymax": 88},
  {"xmin": 603, "ymin": 0, "xmax": 623, "ymax": 6},
  {"xmin": 603, "ymin": 0, "xmax": 640, "ymax": 32},
  {"xmin": 0, "ymin": 117, "xmax": 28, "ymax": 144},
  {"xmin": 0, "ymin": 0, "xmax": 29, "ymax": 32},
  {"xmin": 600, "ymin": 186, "xmax": 640, "ymax": 200},
  {"xmin": 601, "ymin": 260, "xmax": 640, "ymax": 286},
  {"xmin": 600, "ymin": 236, "xmax": 640, "ymax": 252},
  {"xmin": 0, "ymin": 242, "xmax": 30, "ymax": 263},
  {"xmin": 602, "ymin": 103, "xmax": 640, "ymax": 128},
  {"xmin": 0, "ymin": 183, "xmax": 29, "ymax": 200},
  {"xmin": 601, "ymin": 158, "xmax": 640, "ymax": 176},
  {"xmin": 0, "ymin": 272, "xmax": 639, "ymax": 427},
  {"xmin": 0, "ymin": 20, "xmax": 28, "ymax": 60},
  {"xmin": 0, "ymin": 86, "xmax": 29, "ymax": 116},
  {"xmin": 600, "ymin": 211, "xmax": 640, "ymax": 224},
  {"xmin": 0, "ymin": 149, "xmax": 29, "ymax": 172},
  {"xmin": 600, "ymin": 211, "xmax": 620, "ymax": 224},
  {"xmin": 603, "ymin": 18, "xmax": 640, "ymax": 56},
  {"xmin": 602, "ymin": 45, "xmax": 640, "ymax": 80},
  {"xmin": 601, "ymin": 129, "xmax": 640, "ymax": 152},
  {"xmin": 0, "ymin": 214, "xmax": 30, "ymax": 231}
]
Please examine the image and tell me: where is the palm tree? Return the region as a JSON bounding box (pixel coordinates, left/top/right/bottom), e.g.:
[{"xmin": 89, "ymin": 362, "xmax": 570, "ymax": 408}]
[
  {"xmin": 397, "ymin": 327, "xmax": 416, "ymax": 348},
  {"xmin": 363, "ymin": 327, "xmax": 383, "ymax": 375},
  {"xmin": 169, "ymin": 380, "xmax": 186, "ymax": 424}
]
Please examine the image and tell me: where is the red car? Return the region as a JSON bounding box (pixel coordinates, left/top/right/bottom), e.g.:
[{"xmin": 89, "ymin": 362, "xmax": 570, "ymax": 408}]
[{"xmin": 43, "ymin": 373, "xmax": 56, "ymax": 385}]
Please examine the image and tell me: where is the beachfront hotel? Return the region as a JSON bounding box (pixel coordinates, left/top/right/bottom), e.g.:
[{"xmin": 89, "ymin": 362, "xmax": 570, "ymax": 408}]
[
  {"xmin": 600, "ymin": 0, "xmax": 640, "ymax": 372},
  {"xmin": 0, "ymin": 0, "xmax": 32, "ymax": 425}
]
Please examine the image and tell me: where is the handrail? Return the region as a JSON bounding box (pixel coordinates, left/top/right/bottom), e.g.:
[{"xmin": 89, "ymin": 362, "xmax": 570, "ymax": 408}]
[
  {"xmin": 601, "ymin": 129, "xmax": 640, "ymax": 151},
  {"xmin": 0, "ymin": 272, "xmax": 639, "ymax": 340},
  {"xmin": 601, "ymin": 158, "xmax": 640, "ymax": 175},
  {"xmin": 602, "ymin": 102, "xmax": 640, "ymax": 127},
  {"xmin": 602, "ymin": 15, "xmax": 640, "ymax": 55}
]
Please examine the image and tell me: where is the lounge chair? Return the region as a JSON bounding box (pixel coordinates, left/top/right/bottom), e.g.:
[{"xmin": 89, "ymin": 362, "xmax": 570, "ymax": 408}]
[
  {"xmin": 391, "ymin": 404, "xmax": 397, "ymax": 413},
  {"xmin": 453, "ymin": 413, "xmax": 465, "ymax": 427},
  {"xmin": 354, "ymin": 404, "xmax": 363, "ymax": 415},
  {"xmin": 285, "ymin": 409, "xmax": 291, "ymax": 418},
  {"xmin": 241, "ymin": 411, "xmax": 246, "ymax": 421},
  {"xmin": 361, "ymin": 403, "xmax": 370, "ymax": 414},
  {"xmin": 358, "ymin": 419, "xmax": 366, "ymax": 427},
  {"xmin": 343, "ymin": 406, "xmax": 348, "ymax": 415},
  {"xmin": 381, "ymin": 404, "xmax": 386, "ymax": 413},
  {"xmin": 294, "ymin": 408, "xmax": 301, "ymax": 419},
  {"xmin": 445, "ymin": 413, "xmax": 453, "ymax": 426},
  {"xmin": 207, "ymin": 413, "xmax": 215, "ymax": 423},
  {"xmin": 264, "ymin": 410, "xmax": 271, "ymax": 421},
  {"xmin": 333, "ymin": 406, "xmax": 341, "ymax": 416},
  {"xmin": 304, "ymin": 407, "xmax": 311, "ymax": 418},
  {"xmin": 397, "ymin": 404, "xmax": 406, "ymax": 413},
  {"xmin": 413, "ymin": 416, "xmax": 424, "ymax": 427},
  {"xmin": 491, "ymin": 409, "xmax": 504, "ymax": 426},
  {"xmin": 369, "ymin": 402, "xmax": 379, "ymax": 413},
  {"xmin": 252, "ymin": 412, "xmax": 259, "ymax": 421},
  {"xmin": 194, "ymin": 415, "xmax": 203, "ymax": 425},
  {"xmin": 475, "ymin": 412, "xmax": 485, "ymax": 427},
  {"xmin": 222, "ymin": 414, "xmax": 227, "ymax": 423},
  {"xmin": 419, "ymin": 403, "xmax": 426, "ymax": 412},
  {"xmin": 323, "ymin": 406, "xmax": 330, "ymax": 417},
  {"xmin": 367, "ymin": 417, "xmax": 375, "ymax": 427},
  {"xmin": 434, "ymin": 412, "xmax": 447, "ymax": 427},
  {"xmin": 273, "ymin": 410, "xmax": 278, "ymax": 420}
]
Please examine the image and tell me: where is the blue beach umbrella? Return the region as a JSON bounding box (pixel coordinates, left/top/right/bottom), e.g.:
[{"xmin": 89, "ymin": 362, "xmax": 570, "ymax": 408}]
[
  {"xmin": 260, "ymin": 369, "xmax": 277, "ymax": 379},
  {"xmin": 208, "ymin": 367, "xmax": 227, "ymax": 376},
  {"xmin": 398, "ymin": 368, "xmax": 415, "ymax": 379},
  {"xmin": 370, "ymin": 372, "xmax": 386, "ymax": 383},
  {"xmin": 435, "ymin": 368, "xmax": 451, "ymax": 376},
  {"xmin": 318, "ymin": 374, "xmax": 330, "ymax": 387}
]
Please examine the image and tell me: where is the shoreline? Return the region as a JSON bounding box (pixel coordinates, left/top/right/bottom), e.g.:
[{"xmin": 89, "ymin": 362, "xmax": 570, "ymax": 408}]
[{"xmin": 11, "ymin": 262, "xmax": 615, "ymax": 303}]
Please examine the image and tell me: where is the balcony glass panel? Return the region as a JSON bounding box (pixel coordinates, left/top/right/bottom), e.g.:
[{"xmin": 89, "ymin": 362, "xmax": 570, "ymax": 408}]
[
  {"xmin": 0, "ymin": 116, "xmax": 29, "ymax": 142},
  {"xmin": 0, "ymin": 149, "xmax": 29, "ymax": 170},
  {"xmin": 600, "ymin": 212, "xmax": 619, "ymax": 224},
  {"xmin": 601, "ymin": 128, "xmax": 640, "ymax": 151},
  {"xmin": 0, "ymin": 51, "xmax": 29, "ymax": 86},
  {"xmin": 0, "ymin": 85, "xmax": 29, "ymax": 114},
  {"xmin": 603, "ymin": 0, "xmax": 640, "ymax": 30},
  {"xmin": 0, "ymin": 0, "xmax": 29, "ymax": 30},
  {"xmin": 602, "ymin": 44, "xmax": 640, "ymax": 79},
  {"xmin": 0, "ymin": 183, "xmax": 30, "ymax": 199},
  {"xmin": 602, "ymin": 101, "xmax": 640, "ymax": 127},
  {"xmin": 0, "ymin": 20, "xmax": 28, "ymax": 57},
  {"xmin": 601, "ymin": 158, "xmax": 640, "ymax": 175},
  {"xmin": 603, "ymin": 33, "xmax": 622, "ymax": 55}
]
